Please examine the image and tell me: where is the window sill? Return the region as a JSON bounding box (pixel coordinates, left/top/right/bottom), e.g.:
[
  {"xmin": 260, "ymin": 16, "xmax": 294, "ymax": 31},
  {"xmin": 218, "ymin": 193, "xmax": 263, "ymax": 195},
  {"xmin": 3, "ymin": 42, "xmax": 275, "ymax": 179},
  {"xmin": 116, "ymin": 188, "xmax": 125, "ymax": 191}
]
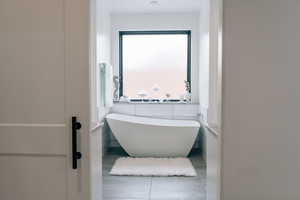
[{"xmin": 113, "ymin": 101, "xmax": 193, "ymax": 105}]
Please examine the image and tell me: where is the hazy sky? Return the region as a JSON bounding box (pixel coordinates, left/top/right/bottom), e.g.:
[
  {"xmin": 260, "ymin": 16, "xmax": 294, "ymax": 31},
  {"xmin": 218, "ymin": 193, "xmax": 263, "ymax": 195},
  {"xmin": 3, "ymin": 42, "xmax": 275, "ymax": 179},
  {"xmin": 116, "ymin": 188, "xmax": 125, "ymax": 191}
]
[{"xmin": 122, "ymin": 34, "xmax": 188, "ymax": 99}]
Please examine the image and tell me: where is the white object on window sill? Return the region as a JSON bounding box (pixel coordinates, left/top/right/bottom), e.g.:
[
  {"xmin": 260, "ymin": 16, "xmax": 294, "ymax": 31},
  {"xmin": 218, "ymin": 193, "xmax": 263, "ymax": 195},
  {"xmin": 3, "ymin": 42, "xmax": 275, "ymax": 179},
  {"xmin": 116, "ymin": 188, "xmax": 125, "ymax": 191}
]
[{"xmin": 113, "ymin": 101, "xmax": 193, "ymax": 105}]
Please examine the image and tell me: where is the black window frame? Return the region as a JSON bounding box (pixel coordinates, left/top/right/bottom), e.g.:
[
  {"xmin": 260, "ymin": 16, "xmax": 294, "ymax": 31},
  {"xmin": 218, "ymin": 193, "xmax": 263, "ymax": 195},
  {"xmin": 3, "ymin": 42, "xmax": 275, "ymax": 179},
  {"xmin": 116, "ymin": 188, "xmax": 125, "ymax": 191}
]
[{"xmin": 119, "ymin": 30, "xmax": 192, "ymax": 100}]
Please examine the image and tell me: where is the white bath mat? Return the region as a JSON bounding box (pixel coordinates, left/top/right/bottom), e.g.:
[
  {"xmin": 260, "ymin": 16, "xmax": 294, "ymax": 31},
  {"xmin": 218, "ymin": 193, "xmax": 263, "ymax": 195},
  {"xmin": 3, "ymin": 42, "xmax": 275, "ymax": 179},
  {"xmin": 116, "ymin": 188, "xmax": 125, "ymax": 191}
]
[{"xmin": 110, "ymin": 157, "xmax": 197, "ymax": 177}]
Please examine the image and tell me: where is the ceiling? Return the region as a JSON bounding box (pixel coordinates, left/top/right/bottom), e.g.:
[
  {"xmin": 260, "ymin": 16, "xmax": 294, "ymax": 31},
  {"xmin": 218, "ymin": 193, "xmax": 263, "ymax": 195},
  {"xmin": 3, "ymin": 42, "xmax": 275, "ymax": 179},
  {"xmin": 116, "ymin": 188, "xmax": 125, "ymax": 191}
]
[{"xmin": 108, "ymin": 0, "xmax": 201, "ymax": 14}]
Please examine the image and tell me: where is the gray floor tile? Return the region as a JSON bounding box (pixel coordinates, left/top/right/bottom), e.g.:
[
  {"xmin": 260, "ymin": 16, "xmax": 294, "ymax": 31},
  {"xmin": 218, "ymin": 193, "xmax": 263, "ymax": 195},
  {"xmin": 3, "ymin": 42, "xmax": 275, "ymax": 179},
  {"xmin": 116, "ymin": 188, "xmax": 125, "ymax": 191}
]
[
  {"xmin": 104, "ymin": 199, "xmax": 148, "ymax": 200},
  {"xmin": 150, "ymin": 177, "xmax": 206, "ymax": 199},
  {"xmin": 151, "ymin": 198, "xmax": 206, "ymax": 200},
  {"xmin": 103, "ymin": 148, "xmax": 206, "ymax": 200},
  {"xmin": 150, "ymin": 198, "xmax": 181, "ymax": 200},
  {"xmin": 103, "ymin": 175, "xmax": 151, "ymax": 199}
]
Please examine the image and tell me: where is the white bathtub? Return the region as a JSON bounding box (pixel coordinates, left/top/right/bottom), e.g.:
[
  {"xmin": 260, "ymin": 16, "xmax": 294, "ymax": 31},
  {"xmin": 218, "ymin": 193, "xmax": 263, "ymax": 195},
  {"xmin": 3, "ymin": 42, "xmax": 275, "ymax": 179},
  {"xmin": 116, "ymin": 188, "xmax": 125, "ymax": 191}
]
[{"xmin": 106, "ymin": 113, "xmax": 200, "ymax": 157}]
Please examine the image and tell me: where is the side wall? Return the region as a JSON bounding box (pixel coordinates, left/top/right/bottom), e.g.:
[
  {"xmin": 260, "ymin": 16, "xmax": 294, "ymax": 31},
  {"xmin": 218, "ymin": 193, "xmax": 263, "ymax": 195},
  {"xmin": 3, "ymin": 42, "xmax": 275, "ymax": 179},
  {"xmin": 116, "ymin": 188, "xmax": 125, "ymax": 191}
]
[
  {"xmin": 97, "ymin": 0, "xmax": 111, "ymax": 65},
  {"xmin": 96, "ymin": 0, "xmax": 112, "ymax": 156},
  {"xmin": 198, "ymin": 0, "xmax": 210, "ymax": 121},
  {"xmin": 222, "ymin": 1, "xmax": 300, "ymax": 200},
  {"xmin": 96, "ymin": 0, "xmax": 111, "ymax": 120}
]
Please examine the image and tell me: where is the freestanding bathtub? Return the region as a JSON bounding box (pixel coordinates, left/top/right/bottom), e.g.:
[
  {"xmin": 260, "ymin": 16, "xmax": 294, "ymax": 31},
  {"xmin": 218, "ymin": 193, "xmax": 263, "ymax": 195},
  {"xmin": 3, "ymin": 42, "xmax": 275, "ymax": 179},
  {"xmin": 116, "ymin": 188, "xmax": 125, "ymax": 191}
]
[{"xmin": 106, "ymin": 113, "xmax": 200, "ymax": 157}]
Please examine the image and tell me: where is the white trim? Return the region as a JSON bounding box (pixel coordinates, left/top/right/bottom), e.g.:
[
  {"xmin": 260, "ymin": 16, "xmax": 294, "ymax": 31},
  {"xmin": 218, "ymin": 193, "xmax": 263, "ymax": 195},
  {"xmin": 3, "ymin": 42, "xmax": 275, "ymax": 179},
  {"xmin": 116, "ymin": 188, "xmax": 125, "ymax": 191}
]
[
  {"xmin": 199, "ymin": 118, "xmax": 220, "ymax": 137},
  {"xmin": 90, "ymin": 121, "xmax": 104, "ymax": 132},
  {"xmin": 0, "ymin": 123, "xmax": 66, "ymax": 127}
]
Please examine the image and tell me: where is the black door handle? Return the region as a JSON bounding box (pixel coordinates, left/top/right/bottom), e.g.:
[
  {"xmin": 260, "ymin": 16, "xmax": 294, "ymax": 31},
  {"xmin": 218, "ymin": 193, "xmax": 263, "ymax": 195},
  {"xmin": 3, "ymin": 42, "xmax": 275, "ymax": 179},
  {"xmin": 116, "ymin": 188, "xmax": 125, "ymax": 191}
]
[{"xmin": 72, "ymin": 116, "xmax": 82, "ymax": 169}]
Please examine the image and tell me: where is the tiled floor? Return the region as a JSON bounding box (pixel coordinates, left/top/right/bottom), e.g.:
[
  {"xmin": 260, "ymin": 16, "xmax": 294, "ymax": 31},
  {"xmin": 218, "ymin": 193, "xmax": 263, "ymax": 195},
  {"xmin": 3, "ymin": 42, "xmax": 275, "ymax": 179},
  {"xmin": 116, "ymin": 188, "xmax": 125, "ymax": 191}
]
[{"xmin": 103, "ymin": 148, "xmax": 206, "ymax": 200}]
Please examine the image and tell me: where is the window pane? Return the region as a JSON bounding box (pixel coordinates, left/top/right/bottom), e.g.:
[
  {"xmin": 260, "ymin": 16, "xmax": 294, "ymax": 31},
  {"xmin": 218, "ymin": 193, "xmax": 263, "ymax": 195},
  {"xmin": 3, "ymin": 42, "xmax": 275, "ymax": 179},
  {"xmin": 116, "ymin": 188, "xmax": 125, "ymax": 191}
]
[{"xmin": 122, "ymin": 34, "xmax": 188, "ymax": 99}]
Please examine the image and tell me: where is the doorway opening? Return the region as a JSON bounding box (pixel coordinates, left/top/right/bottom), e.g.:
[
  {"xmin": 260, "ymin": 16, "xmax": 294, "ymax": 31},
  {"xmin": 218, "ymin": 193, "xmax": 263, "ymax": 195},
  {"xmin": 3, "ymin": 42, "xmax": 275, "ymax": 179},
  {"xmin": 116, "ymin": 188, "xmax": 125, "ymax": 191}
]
[{"xmin": 91, "ymin": 0, "xmax": 223, "ymax": 199}]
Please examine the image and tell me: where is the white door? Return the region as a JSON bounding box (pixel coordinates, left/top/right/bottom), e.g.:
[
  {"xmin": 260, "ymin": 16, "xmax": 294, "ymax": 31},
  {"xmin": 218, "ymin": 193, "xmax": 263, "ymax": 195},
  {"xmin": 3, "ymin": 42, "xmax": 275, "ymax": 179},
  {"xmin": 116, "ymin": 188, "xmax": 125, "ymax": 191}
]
[{"xmin": 0, "ymin": 0, "xmax": 91, "ymax": 200}]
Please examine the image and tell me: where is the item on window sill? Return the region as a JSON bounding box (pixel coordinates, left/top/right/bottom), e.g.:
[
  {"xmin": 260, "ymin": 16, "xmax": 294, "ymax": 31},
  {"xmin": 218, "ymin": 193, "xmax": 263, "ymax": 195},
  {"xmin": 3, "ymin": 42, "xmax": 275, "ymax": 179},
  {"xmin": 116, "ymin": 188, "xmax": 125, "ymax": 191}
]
[
  {"xmin": 119, "ymin": 96, "xmax": 129, "ymax": 103},
  {"xmin": 185, "ymin": 92, "xmax": 192, "ymax": 103},
  {"xmin": 126, "ymin": 99, "xmax": 187, "ymax": 103},
  {"xmin": 137, "ymin": 90, "xmax": 148, "ymax": 100},
  {"xmin": 180, "ymin": 94, "xmax": 186, "ymax": 102},
  {"xmin": 113, "ymin": 75, "xmax": 120, "ymax": 101},
  {"xmin": 184, "ymin": 80, "xmax": 191, "ymax": 92},
  {"xmin": 151, "ymin": 84, "xmax": 160, "ymax": 100},
  {"xmin": 152, "ymin": 84, "xmax": 160, "ymax": 92},
  {"xmin": 163, "ymin": 93, "xmax": 171, "ymax": 102}
]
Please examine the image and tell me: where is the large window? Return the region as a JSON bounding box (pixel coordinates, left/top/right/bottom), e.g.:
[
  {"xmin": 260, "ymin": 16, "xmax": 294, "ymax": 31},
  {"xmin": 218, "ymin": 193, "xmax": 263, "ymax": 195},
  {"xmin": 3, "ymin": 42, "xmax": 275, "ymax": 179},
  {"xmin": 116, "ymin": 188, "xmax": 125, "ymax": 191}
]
[{"xmin": 119, "ymin": 31, "xmax": 191, "ymax": 100}]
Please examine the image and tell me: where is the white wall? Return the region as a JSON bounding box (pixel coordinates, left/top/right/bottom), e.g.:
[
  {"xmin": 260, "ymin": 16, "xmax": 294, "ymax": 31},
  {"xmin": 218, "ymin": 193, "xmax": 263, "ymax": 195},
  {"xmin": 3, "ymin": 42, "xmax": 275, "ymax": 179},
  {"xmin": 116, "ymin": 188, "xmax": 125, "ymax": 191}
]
[
  {"xmin": 90, "ymin": 2, "xmax": 102, "ymax": 200},
  {"xmin": 205, "ymin": 127, "xmax": 219, "ymax": 200},
  {"xmin": 198, "ymin": 0, "xmax": 210, "ymax": 121},
  {"xmin": 222, "ymin": 1, "xmax": 300, "ymax": 200},
  {"xmin": 96, "ymin": 0, "xmax": 112, "ymax": 120},
  {"xmin": 199, "ymin": 0, "xmax": 222, "ymax": 127},
  {"xmin": 110, "ymin": 13, "xmax": 200, "ymax": 103},
  {"xmin": 199, "ymin": 1, "xmax": 223, "ymax": 199},
  {"xmin": 97, "ymin": 0, "xmax": 111, "ymax": 64}
]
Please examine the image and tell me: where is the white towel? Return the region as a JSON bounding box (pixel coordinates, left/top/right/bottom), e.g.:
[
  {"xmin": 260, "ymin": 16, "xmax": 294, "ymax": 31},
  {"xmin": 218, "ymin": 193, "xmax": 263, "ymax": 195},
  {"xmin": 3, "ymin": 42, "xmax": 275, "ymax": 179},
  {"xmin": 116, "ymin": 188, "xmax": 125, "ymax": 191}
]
[{"xmin": 99, "ymin": 63, "xmax": 113, "ymax": 108}]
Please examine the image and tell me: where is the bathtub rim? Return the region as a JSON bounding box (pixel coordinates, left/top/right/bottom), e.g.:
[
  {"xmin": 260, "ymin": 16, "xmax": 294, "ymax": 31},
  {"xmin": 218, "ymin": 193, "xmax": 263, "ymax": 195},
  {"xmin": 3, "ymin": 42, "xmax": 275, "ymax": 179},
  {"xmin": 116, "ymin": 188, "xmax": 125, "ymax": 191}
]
[{"xmin": 106, "ymin": 113, "xmax": 201, "ymax": 128}]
